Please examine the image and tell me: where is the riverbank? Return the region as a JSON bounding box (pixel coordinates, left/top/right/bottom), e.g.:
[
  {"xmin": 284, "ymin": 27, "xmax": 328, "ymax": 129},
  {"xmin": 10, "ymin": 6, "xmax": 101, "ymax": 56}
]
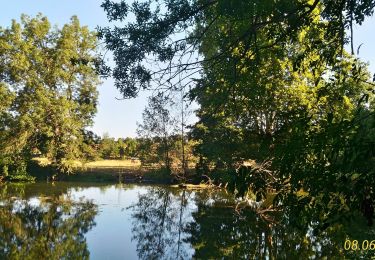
[
  {"xmin": 18, "ymin": 158, "xmax": 202, "ymax": 185},
  {"xmin": 59, "ymin": 167, "xmax": 176, "ymax": 183}
]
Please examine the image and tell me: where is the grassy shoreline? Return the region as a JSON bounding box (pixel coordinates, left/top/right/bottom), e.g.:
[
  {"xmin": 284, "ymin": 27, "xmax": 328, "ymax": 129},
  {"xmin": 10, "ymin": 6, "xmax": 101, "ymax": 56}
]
[{"xmin": 23, "ymin": 158, "xmax": 200, "ymax": 184}]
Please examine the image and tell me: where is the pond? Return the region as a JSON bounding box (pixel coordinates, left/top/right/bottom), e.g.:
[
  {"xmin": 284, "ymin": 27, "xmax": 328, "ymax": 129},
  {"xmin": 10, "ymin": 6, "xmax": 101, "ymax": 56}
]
[{"xmin": 0, "ymin": 182, "xmax": 372, "ymax": 259}]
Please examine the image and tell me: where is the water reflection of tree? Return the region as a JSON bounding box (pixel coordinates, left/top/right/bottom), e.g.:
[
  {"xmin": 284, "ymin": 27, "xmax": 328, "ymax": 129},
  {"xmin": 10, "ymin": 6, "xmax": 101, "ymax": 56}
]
[
  {"xmin": 129, "ymin": 187, "xmax": 190, "ymax": 260},
  {"xmin": 0, "ymin": 188, "xmax": 97, "ymax": 259},
  {"xmin": 186, "ymin": 191, "xmax": 375, "ymax": 259},
  {"xmin": 129, "ymin": 187, "xmax": 375, "ymax": 259}
]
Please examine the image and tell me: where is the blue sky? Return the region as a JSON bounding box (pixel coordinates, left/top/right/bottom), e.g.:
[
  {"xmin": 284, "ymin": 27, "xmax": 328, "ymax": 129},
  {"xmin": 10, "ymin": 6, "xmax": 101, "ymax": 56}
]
[{"xmin": 1, "ymin": 1, "xmax": 374, "ymax": 138}]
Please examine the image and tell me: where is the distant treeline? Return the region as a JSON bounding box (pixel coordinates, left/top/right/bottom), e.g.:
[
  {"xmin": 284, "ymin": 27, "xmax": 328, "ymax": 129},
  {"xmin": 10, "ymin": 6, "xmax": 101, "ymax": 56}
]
[{"xmin": 83, "ymin": 132, "xmax": 196, "ymax": 168}]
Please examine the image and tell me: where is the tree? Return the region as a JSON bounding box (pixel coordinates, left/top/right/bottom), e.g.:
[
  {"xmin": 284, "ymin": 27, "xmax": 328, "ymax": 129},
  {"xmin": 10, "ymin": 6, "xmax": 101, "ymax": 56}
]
[
  {"xmin": 100, "ymin": 0, "xmax": 375, "ymax": 227},
  {"xmin": 98, "ymin": 133, "xmax": 118, "ymax": 159},
  {"xmin": 137, "ymin": 93, "xmax": 176, "ymax": 171},
  {"xmin": 124, "ymin": 137, "xmax": 138, "ymax": 158},
  {"xmin": 273, "ymin": 56, "xmax": 375, "ymax": 229},
  {"xmin": 81, "ymin": 130, "xmax": 101, "ymax": 161},
  {"xmin": 99, "ymin": 0, "xmax": 375, "ymax": 98},
  {"xmin": 190, "ymin": 4, "xmax": 375, "ymax": 228},
  {"xmin": 173, "ymin": 87, "xmax": 194, "ymax": 178},
  {"xmin": 0, "ymin": 14, "xmax": 101, "ymax": 175}
]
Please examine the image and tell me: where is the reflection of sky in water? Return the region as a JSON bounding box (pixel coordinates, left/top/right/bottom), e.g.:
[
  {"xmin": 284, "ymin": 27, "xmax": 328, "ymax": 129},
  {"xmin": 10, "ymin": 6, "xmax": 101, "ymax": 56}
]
[
  {"xmin": 67, "ymin": 185, "xmax": 195, "ymax": 260},
  {"xmin": 2, "ymin": 182, "xmax": 363, "ymax": 259},
  {"xmin": 70, "ymin": 185, "xmax": 146, "ymax": 260},
  {"xmin": 0, "ymin": 183, "xmax": 198, "ymax": 260}
]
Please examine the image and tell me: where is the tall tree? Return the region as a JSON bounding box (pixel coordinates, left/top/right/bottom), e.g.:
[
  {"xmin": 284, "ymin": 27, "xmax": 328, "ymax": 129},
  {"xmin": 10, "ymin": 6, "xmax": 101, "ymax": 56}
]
[
  {"xmin": 190, "ymin": 4, "xmax": 375, "ymax": 228},
  {"xmin": 137, "ymin": 93, "xmax": 176, "ymax": 171},
  {"xmin": 0, "ymin": 14, "xmax": 101, "ymax": 175}
]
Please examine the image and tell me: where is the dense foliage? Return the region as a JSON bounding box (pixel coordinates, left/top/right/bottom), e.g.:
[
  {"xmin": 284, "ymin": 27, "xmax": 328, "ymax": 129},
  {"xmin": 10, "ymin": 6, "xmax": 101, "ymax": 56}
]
[
  {"xmin": 99, "ymin": 0, "xmax": 375, "ymax": 97},
  {"xmin": 0, "ymin": 15, "xmax": 101, "ymax": 176},
  {"xmin": 96, "ymin": 133, "xmax": 138, "ymax": 160},
  {"xmin": 101, "ymin": 0, "xmax": 375, "ymax": 228}
]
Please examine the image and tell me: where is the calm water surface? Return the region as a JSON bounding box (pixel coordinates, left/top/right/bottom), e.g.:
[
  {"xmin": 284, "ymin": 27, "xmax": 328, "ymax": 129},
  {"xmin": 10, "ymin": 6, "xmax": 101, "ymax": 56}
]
[{"xmin": 0, "ymin": 182, "xmax": 371, "ymax": 259}]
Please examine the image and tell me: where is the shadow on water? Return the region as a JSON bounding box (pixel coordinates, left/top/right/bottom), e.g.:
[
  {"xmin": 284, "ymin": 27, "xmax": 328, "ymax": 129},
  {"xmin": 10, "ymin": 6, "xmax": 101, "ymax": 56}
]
[{"xmin": 0, "ymin": 183, "xmax": 98, "ymax": 259}]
